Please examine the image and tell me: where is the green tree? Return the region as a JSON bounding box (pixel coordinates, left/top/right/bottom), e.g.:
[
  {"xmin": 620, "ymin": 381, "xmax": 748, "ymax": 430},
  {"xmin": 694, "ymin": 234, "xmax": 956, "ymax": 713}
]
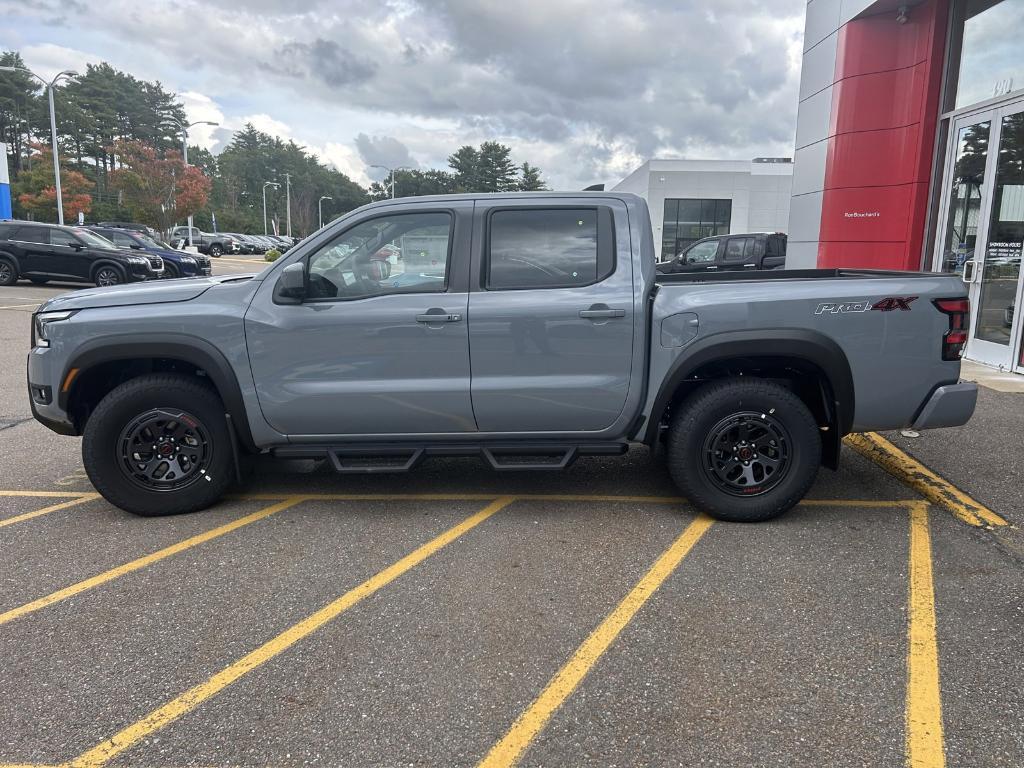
[
  {"xmin": 447, "ymin": 145, "xmax": 480, "ymax": 192},
  {"xmin": 477, "ymin": 141, "xmax": 517, "ymax": 192},
  {"xmin": 517, "ymin": 161, "xmax": 547, "ymax": 191}
]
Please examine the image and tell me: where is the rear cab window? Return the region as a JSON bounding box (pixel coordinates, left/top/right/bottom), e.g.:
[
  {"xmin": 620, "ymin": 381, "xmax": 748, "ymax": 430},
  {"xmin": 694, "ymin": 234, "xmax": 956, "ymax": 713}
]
[{"xmin": 486, "ymin": 207, "xmax": 615, "ymax": 290}]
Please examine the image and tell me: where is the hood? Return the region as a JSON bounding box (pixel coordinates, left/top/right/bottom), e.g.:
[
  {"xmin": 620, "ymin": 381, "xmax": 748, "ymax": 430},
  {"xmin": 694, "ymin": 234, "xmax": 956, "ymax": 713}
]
[
  {"xmin": 37, "ymin": 274, "xmax": 257, "ymax": 312},
  {"xmin": 141, "ymin": 246, "xmax": 193, "ymax": 260}
]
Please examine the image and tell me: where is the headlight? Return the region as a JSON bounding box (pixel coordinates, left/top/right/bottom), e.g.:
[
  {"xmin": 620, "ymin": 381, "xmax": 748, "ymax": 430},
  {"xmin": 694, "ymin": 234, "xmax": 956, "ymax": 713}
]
[
  {"xmin": 126, "ymin": 256, "xmax": 148, "ymax": 265},
  {"xmin": 180, "ymin": 256, "xmax": 196, "ymax": 265},
  {"xmin": 33, "ymin": 310, "xmax": 77, "ymax": 348}
]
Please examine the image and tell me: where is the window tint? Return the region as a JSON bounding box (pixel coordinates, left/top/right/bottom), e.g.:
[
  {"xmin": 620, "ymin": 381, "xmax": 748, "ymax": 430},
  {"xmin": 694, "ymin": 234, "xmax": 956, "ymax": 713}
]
[
  {"xmin": 765, "ymin": 235, "xmax": 785, "ymax": 258},
  {"xmin": 307, "ymin": 211, "xmax": 451, "ymax": 300},
  {"xmin": 487, "ymin": 208, "xmax": 612, "ymax": 290},
  {"xmin": 0, "ymin": 224, "xmax": 15, "ymax": 240},
  {"xmin": 724, "ymin": 237, "xmax": 751, "ymax": 261},
  {"xmin": 15, "ymin": 226, "xmax": 48, "ymax": 244},
  {"xmin": 684, "ymin": 240, "xmax": 719, "ymax": 264},
  {"xmin": 50, "ymin": 230, "xmax": 80, "ymax": 247}
]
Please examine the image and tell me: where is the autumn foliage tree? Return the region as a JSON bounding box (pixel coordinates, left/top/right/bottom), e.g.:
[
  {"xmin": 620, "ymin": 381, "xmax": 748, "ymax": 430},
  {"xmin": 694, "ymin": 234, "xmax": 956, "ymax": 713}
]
[
  {"xmin": 12, "ymin": 144, "xmax": 94, "ymax": 223},
  {"xmin": 107, "ymin": 139, "xmax": 211, "ymax": 233}
]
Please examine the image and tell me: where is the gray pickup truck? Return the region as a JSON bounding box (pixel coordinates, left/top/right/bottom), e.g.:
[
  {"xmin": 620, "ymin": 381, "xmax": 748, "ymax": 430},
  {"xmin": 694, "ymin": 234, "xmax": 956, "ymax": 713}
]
[{"xmin": 27, "ymin": 192, "xmax": 977, "ymax": 522}]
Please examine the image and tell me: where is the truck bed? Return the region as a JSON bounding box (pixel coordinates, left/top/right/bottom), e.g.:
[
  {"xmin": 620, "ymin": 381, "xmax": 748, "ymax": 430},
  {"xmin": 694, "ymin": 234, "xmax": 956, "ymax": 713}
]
[{"xmin": 655, "ymin": 268, "xmax": 946, "ymax": 285}]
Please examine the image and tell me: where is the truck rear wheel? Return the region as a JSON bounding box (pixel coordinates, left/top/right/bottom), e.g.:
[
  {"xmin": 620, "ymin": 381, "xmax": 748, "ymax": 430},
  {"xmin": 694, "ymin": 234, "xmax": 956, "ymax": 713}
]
[
  {"xmin": 82, "ymin": 373, "xmax": 235, "ymax": 516},
  {"xmin": 666, "ymin": 378, "xmax": 821, "ymax": 522}
]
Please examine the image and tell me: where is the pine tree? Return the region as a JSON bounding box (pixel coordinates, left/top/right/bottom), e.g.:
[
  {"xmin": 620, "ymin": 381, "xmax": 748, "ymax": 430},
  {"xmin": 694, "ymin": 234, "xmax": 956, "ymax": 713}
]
[
  {"xmin": 447, "ymin": 145, "xmax": 480, "ymax": 192},
  {"xmin": 518, "ymin": 161, "xmax": 547, "ymax": 191}
]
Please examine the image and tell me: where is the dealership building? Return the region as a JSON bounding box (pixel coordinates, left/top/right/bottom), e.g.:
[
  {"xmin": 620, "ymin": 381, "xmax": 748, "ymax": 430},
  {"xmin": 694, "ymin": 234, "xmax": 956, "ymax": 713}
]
[
  {"xmin": 788, "ymin": 0, "xmax": 1024, "ymax": 373},
  {"xmin": 612, "ymin": 158, "xmax": 793, "ymax": 262}
]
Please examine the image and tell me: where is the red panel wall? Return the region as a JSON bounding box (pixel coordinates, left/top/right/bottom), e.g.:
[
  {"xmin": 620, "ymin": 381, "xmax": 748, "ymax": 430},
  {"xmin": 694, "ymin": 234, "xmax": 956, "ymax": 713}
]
[{"xmin": 818, "ymin": 1, "xmax": 948, "ymax": 270}]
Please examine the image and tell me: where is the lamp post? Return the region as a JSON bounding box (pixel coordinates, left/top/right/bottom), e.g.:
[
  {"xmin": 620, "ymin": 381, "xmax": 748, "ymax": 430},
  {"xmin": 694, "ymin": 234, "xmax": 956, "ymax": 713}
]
[
  {"xmin": 262, "ymin": 181, "xmax": 280, "ymax": 236},
  {"xmin": 318, "ymin": 195, "xmax": 332, "ymax": 229},
  {"xmin": 283, "ymin": 172, "xmax": 292, "ymax": 238},
  {"xmin": 369, "ymin": 164, "xmax": 410, "ymax": 199},
  {"xmin": 0, "ymin": 66, "xmax": 77, "ymax": 224},
  {"xmin": 163, "ymin": 118, "xmax": 219, "ymax": 247}
]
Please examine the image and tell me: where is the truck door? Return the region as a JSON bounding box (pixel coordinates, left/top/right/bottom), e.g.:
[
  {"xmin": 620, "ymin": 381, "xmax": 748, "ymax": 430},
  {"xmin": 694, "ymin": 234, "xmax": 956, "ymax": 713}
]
[
  {"xmin": 244, "ymin": 201, "xmax": 476, "ymax": 436},
  {"xmin": 720, "ymin": 235, "xmax": 757, "ymax": 270},
  {"xmin": 467, "ymin": 201, "xmax": 635, "ymax": 433}
]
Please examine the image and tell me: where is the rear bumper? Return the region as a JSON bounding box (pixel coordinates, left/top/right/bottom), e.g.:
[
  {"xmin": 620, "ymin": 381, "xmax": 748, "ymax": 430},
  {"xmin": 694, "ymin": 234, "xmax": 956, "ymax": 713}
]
[{"xmin": 912, "ymin": 382, "xmax": 978, "ymax": 430}]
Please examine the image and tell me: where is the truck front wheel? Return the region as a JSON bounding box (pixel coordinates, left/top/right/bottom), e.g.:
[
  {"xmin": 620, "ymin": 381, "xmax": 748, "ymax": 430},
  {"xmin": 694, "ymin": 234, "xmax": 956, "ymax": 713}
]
[
  {"xmin": 666, "ymin": 378, "xmax": 821, "ymax": 522},
  {"xmin": 82, "ymin": 373, "xmax": 235, "ymax": 516}
]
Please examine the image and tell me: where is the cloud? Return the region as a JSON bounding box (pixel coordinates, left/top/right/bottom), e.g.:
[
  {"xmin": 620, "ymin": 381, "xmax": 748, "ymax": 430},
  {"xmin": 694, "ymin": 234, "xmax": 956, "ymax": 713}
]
[
  {"xmin": 354, "ymin": 134, "xmax": 419, "ymax": 177},
  {"xmin": 2, "ymin": 0, "xmax": 806, "ymax": 190}
]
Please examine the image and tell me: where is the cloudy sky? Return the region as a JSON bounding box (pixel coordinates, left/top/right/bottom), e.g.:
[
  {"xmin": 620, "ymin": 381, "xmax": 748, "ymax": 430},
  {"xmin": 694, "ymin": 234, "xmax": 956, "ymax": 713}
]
[{"xmin": 1, "ymin": 0, "xmax": 806, "ymax": 189}]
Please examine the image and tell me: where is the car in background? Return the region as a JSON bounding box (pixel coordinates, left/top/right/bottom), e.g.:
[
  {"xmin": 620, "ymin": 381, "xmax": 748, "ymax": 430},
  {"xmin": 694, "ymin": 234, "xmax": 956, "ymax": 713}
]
[
  {"xmin": 657, "ymin": 232, "xmax": 787, "ymax": 274},
  {"xmin": 168, "ymin": 226, "xmax": 239, "ymax": 257},
  {"xmin": 87, "ymin": 226, "xmax": 212, "ymax": 279},
  {"xmin": 0, "ymin": 221, "xmax": 163, "ymax": 287},
  {"xmin": 251, "ymin": 235, "xmax": 278, "ymax": 252},
  {"xmin": 95, "ymin": 221, "xmax": 162, "ymax": 241},
  {"xmin": 267, "ymin": 235, "xmax": 295, "ymax": 252},
  {"xmin": 234, "ymin": 234, "xmax": 269, "ymax": 254}
]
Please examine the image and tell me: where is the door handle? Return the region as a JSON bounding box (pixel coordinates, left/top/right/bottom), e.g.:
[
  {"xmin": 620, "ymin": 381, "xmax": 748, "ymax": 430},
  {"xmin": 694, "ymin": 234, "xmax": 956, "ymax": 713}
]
[
  {"xmin": 962, "ymin": 260, "xmax": 976, "ymax": 284},
  {"xmin": 416, "ymin": 311, "xmax": 462, "ymax": 323},
  {"xmin": 705, "ymin": 265, "xmax": 718, "ymax": 270},
  {"xmin": 743, "ymin": 263, "xmax": 756, "ymax": 268},
  {"xmin": 579, "ymin": 308, "xmax": 626, "ymax": 319}
]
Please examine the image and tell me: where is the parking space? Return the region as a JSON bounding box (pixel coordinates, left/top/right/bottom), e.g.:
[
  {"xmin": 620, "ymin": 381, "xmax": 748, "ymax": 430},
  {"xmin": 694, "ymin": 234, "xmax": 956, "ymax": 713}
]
[{"xmin": 1, "ymin": 280, "xmax": 1022, "ymax": 767}]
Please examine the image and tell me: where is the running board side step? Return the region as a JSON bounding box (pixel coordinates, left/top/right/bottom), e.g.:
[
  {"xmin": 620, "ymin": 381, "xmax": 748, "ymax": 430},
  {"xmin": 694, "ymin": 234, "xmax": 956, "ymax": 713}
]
[{"xmin": 271, "ymin": 442, "xmax": 627, "ymax": 474}]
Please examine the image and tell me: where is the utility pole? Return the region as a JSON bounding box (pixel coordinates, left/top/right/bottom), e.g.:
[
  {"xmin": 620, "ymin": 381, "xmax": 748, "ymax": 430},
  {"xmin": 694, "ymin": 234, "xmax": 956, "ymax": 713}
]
[
  {"xmin": 369, "ymin": 165, "xmax": 410, "ymax": 199},
  {"xmin": 284, "ymin": 172, "xmax": 292, "ymax": 237},
  {"xmin": 163, "ymin": 118, "xmax": 218, "ymax": 247},
  {"xmin": 318, "ymin": 195, "xmax": 333, "ymax": 229},
  {"xmin": 0, "ymin": 66, "xmax": 77, "ymax": 224},
  {"xmin": 262, "ymin": 181, "xmax": 280, "ymax": 237}
]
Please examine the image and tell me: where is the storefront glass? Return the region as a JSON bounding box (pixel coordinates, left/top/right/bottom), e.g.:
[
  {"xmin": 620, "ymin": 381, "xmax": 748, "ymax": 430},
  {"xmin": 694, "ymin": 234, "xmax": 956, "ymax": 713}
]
[
  {"xmin": 956, "ymin": 0, "xmax": 1024, "ymax": 109},
  {"xmin": 661, "ymin": 198, "xmax": 730, "ymax": 259},
  {"xmin": 939, "ymin": 120, "xmax": 990, "ymax": 274}
]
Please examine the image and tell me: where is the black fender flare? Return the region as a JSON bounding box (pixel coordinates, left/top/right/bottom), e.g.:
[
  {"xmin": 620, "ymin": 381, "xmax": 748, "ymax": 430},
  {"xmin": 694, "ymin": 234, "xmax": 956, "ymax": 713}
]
[
  {"xmin": 642, "ymin": 329, "xmax": 855, "ymax": 445},
  {"xmin": 60, "ymin": 335, "xmax": 257, "ymax": 451},
  {"xmin": 0, "ymin": 250, "xmax": 21, "ymax": 270}
]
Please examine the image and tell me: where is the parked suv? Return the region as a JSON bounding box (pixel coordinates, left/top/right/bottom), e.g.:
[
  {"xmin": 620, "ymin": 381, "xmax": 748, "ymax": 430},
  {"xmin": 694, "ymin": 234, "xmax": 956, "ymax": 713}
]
[
  {"xmin": 88, "ymin": 226, "xmax": 212, "ymax": 279},
  {"xmin": 169, "ymin": 227, "xmax": 239, "ymax": 257},
  {"xmin": 95, "ymin": 221, "xmax": 162, "ymax": 241},
  {"xmin": 0, "ymin": 221, "xmax": 163, "ymax": 287},
  {"xmin": 658, "ymin": 232, "xmax": 787, "ymax": 274}
]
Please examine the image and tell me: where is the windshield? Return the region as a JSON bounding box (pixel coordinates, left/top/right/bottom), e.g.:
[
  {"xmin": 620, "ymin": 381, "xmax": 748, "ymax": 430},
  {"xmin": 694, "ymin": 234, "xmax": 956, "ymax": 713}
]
[{"xmin": 72, "ymin": 228, "xmax": 118, "ymax": 249}]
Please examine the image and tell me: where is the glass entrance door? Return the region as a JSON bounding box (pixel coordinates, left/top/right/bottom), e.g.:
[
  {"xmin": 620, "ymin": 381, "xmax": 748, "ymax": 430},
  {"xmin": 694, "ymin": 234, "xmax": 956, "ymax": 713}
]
[{"xmin": 936, "ymin": 99, "xmax": 1024, "ymax": 369}]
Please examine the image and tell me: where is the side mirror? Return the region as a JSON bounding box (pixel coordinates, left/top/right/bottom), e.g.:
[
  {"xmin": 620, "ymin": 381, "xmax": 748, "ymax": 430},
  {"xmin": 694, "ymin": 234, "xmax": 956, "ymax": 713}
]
[
  {"xmin": 274, "ymin": 262, "xmax": 307, "ymax": 304},
  {"xmin": 129, "ymin": 244, "xmax": 143, "ymax": 250}
]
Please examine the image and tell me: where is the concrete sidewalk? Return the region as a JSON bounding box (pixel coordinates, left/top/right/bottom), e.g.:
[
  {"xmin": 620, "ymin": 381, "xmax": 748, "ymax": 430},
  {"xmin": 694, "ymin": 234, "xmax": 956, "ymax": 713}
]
[{"xmin": 882, "ymin": 361, "xmax": 1024, "ymax": 529}]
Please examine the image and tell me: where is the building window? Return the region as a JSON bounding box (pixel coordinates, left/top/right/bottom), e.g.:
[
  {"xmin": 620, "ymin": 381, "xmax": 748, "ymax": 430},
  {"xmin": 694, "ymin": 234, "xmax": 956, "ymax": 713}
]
[
  {"xmin": 949, "ymin": 0, "xmax": 1024, "ymax": 111},
  {"xmin": 662, "ymin": 199, "xmax": 731, "ymax": 260}
]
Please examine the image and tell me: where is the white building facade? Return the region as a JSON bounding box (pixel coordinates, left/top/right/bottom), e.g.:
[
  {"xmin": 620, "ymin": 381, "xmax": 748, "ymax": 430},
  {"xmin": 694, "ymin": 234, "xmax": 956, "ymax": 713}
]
[{"xmin": 612, "ymin": 158, "xmax": 793, "ymax": 261}]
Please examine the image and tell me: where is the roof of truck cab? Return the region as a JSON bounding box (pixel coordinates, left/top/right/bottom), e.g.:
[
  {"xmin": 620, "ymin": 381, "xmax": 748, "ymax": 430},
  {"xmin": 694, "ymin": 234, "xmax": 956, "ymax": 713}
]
[{"xmin": 359, "ymin": 190, "xmax": 644, "ymax": 211}]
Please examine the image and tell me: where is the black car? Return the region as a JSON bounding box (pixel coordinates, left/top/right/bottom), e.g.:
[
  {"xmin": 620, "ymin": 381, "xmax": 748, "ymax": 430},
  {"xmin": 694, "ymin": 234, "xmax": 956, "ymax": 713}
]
[
  {"xmin": 0, "ymin": 221, "xmax": 163, "ymax": 287},
  {"xmin": 88, "ymin": 226, "xmax": 212, "ymax": 278},
  {"xmin": 95, "ymin": 221, "xmax": 162, "ymax": 241},
  {"xmin": 657, "ymin": 232, "xmax": 787, "ymax": 274}
]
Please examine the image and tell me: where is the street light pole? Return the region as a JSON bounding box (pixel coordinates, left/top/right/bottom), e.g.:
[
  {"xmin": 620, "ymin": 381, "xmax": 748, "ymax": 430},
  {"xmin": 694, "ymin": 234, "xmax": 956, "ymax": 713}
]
[
  {"xmin": 369, "ymin": 164, "xmax": 410, "ymax": 199},
  {"xmin": 1, "ymin": 66, "xmax": 77, "ymax": 224},
  {"xmin": 163, "ymin": 118, "xmax": 218, "ymax": 247},
  {"xmin": 284, "ymin": 173, "xmax": 292, "ymax": 238},
  {"xmin": 262, "ymin": 181, "xmax": 280, "ymax": 236},
  {"xmin": 318, "ymin": 195, "xmax": 332, "ymax": 229}
]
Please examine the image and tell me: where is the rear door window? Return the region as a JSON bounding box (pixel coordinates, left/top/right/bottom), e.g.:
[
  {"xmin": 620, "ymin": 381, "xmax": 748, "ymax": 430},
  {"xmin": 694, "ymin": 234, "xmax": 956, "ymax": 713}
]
[
  {"xmin": 15, "ymin": 226, "xmax": 48, "ymax": 244},
  {"xmin": 487, "ymin": 208, "xmax": 614, "ymax": 290},
  {"xmin": 723, "ymin": 237, "xmax": 751, "ymax": 261}
]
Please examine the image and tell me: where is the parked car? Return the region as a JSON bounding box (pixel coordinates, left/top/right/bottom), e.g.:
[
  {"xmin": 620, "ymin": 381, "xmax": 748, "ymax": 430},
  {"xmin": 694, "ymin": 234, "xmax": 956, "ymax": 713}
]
[
  {"xmin": 221, "ymin": 233, "xmax": 257, "ymax": 255},
  {"xmin": 168, "ymin": 227, "xmax": 239, "ymax": 257},
  {"xmin": 267, "ymin": 235, "xmax": 294, "ymax": 252},
  {"xmin": 95, "ymin": 221, "xmax": 162, "ymax": 241},
  {"xmin": 0, "ymin": 221, "xmax": 163, "ymax": 287},
  {"xmin": 88, "ymin": 226, "xmax": 212, "ymax": 279},
  {"xmin": 252, "ymin": 235, "xmax": 278, "ymax": 252},
  {"xmin": 236, "ymin": 234, "xmax": 269, "ymax": 254},
  {"xmin": 657, "ymin": 232, "xmax": 787, "ymax": 274},
  {"xmin": 28, "ymin": 193, "xmax": 975, "ymax": 523}
]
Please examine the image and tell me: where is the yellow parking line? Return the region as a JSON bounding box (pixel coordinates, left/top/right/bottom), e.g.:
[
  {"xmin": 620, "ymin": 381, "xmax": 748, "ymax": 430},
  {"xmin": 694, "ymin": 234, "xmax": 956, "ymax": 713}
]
[
  {"xmin": 845, "ymin": 433, "xmax": 1006, "ymax": 527},
  {"xmin": 0, "ymin": 490, "xmax": 98, "ymax": 498},
  {"xmin": 906, "ymin": 502, "xmax": 945, "ymax": 768},
  {"xmin": 63, "ymin": 496, "xmax": 516, "ymax": 768},
  {"xmin": 0, "ymin": 497, "xmax": 305, "ymax": 627},
  {"xmin": 0, "ymin": 494, "xmax": 99, "ymax": 528},
  {"xmin": 478, "ymin": 513, "xmax": 715, "ymax": 768}
]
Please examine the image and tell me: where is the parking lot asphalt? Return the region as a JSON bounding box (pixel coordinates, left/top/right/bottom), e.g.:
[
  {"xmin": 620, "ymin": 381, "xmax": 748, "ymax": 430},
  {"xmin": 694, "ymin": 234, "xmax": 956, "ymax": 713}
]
[{"xmin": 1, "ymin": 270, "xmax": 1022, "ymax": 768}]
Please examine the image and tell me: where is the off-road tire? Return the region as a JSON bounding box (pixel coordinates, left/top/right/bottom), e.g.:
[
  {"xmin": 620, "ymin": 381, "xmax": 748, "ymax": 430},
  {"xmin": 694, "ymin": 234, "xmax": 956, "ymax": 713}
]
[
  {"xmin": 208, "ymin": 244, "xmax": 223, "ymax": 257},
  {"xmin": 666, "ymin": 378, "xmax": 821, "ymax": 522},
  {"xmin": 82, "ymin": 373, "xmax": 235, "ymax": 516}
]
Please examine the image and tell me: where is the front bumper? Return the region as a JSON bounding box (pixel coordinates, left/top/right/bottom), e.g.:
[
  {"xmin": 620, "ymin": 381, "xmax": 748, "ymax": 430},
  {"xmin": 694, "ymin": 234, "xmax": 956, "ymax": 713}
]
[
  {"xmin": 912, "ymin": 382, "xmax": 978, "ymax": 430},
  {"xmin": 27, "ymin": 349, "xmax": 78, "ymax": 435}
]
